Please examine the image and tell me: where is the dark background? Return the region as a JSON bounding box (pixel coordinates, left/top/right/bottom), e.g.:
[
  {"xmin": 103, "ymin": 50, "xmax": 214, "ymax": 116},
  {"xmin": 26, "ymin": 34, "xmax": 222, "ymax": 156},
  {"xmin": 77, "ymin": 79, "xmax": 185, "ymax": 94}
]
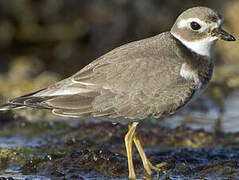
[{"xmin": 0, "ymin": 0, "xmax": 237, "ymax": 100}]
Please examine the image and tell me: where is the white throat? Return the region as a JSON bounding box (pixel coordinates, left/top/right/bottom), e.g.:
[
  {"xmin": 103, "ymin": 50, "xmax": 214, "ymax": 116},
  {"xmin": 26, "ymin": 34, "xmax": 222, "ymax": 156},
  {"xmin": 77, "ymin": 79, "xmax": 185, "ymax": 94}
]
[{"xmin": 171, "ymin": 32, "xmax": 217, "ymax": 57}]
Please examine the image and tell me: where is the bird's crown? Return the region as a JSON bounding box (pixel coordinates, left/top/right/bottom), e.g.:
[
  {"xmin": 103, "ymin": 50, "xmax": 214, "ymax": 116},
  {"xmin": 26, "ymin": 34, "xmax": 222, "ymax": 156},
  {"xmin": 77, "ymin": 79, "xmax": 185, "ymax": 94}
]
[{"xmin": 170, "ymin": 7, "xmax": 235, "ymax": 57}]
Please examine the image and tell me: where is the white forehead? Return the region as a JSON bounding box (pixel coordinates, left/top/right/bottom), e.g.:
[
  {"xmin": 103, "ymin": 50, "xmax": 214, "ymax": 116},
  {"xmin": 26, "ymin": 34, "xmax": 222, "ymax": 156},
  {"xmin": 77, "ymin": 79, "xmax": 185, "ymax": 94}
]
[{"xmin": 177, "ymin": 17, "xmax": 223, "ymax": 32}]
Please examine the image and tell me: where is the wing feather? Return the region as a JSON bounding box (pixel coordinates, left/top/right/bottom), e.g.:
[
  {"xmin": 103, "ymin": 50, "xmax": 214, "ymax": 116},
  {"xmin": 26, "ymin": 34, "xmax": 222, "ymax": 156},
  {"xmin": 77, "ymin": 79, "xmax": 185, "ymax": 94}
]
[{"xmin": 0, "ymin": 33, "xmax": 197, "ymax": 121}]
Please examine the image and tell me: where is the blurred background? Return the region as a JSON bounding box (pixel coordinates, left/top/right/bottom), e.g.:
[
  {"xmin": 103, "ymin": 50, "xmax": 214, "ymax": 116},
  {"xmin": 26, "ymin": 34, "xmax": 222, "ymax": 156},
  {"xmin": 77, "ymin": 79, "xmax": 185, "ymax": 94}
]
[{"xmin": 0, "ymin": 0, "xmax": 238, "ymax": 131}]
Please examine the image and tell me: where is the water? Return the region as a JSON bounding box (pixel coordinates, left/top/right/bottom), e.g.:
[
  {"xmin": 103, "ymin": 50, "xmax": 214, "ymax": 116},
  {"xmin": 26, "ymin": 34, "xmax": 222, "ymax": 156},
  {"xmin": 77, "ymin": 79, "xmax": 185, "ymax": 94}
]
[
  {"xmin": 0, "ymin": 136, "xmax": 45, "ymax": 148},
  {"xmin": 161, "ymin": 90, "xmax": 239, "ymax": 133}
]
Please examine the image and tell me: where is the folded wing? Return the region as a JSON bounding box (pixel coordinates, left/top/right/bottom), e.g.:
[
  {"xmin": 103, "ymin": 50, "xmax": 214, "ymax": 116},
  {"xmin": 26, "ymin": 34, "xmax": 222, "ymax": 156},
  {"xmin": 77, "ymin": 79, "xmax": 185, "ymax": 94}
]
[{"xmin": 0, "ymin": 33, "xmax": 196, "ymax": 121}]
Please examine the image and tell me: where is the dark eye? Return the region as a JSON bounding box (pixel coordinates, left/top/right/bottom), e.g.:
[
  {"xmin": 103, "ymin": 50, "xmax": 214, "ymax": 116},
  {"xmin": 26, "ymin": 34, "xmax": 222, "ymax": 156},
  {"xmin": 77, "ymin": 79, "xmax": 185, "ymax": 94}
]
[{"xmin": 190, "ymin": 21, "xmax": 201, "ymax": 30}]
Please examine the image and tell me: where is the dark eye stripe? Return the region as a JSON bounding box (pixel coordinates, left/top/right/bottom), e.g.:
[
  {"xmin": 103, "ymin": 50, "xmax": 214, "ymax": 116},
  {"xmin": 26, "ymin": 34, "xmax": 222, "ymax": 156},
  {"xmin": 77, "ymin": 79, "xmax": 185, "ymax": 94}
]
[{"xmin": 190, "ymin": 21, "xmax": 201, "ymax": 30}]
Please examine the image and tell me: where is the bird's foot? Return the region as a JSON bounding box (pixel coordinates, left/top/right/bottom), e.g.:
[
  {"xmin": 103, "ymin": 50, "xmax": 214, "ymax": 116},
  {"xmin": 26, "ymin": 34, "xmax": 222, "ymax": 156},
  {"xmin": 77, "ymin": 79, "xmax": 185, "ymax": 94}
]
[{"xmin": 149, "ymin": 161, "xmax": 167, "ymax": 172}]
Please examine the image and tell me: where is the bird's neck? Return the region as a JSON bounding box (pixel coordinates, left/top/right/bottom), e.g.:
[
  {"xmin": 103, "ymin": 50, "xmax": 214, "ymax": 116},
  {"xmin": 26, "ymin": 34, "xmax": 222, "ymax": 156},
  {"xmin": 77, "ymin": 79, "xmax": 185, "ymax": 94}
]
[
  {"xmin": 170, "ymin": 32, "xmax": 217, "ymax": 58},
  {"xmin": 170, "ymin": 32, "xmax": 214, "ymax": 89}
]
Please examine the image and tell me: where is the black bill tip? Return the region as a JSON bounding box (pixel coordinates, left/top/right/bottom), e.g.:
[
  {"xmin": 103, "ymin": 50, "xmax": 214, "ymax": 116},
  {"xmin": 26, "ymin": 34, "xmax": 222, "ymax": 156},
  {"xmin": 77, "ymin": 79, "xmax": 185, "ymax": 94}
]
[
  {"xmin": 212, "ymin": 28, "xmax": 236, "ymax": 41},
  {"xmin": 226, "ymin": 34, "xmax": 236, "ymax": 41}
]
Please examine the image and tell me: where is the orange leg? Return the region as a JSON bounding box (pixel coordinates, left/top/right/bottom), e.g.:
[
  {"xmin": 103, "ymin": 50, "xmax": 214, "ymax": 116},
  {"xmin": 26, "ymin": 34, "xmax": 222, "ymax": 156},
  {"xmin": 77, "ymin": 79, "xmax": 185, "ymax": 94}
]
[
  {"xmin": 124, "ymin": 122, "xmax": 138, "ymax": 179},
  {"xmin": 133, "ymin": 131, "xmax": 152, "ymax": 176},
  {"xmin": 125, "ymin": 122, "xmax": 163, "ymax": 179}
]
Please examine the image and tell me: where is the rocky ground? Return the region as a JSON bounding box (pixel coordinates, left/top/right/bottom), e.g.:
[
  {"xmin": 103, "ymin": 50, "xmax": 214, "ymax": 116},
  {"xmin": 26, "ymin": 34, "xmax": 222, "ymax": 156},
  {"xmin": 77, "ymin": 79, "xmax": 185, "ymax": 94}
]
[{"xmin": 1, "ymin": 114, "xmax": 239, "ymax": 179}]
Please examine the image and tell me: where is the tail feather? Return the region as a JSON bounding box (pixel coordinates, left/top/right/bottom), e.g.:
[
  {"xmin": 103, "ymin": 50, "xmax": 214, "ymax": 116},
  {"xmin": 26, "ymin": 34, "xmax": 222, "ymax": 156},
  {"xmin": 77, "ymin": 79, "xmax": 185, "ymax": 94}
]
[
  {"xmin": 0, "ymin": 87, "xmax": 105, "ymax": 118},
  {"xmin": 10, "ymin": 96, "xmax": 52, "ymax": 109},
  {"xmin": 0, "ymin": 103, "xmax": 25, "ymax": 111},
  {"xmin": 0, "ymin": 88, "xmax": 52, "ymax": 111}
]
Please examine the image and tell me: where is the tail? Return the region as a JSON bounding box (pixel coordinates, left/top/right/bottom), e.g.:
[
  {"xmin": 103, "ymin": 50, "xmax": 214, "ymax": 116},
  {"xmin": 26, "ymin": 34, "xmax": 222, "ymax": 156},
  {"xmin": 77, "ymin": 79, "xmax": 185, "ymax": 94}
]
[
  {"xmin": 0, "ymin": 88, "xmax": 52, "ymax": 111},
  {"xmin": 0, "ymin": 103, "xmax": 25, "ymax": 111}
]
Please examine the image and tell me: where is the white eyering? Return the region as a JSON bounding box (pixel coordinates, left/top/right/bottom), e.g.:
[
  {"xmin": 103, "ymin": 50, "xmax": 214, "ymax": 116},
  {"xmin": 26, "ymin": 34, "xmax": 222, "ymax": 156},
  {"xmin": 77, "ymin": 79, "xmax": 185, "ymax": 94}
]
[
  {"xmin": 177, "ymin": 18, "xmax": 208, "ymax": 33},
  {"xmin": 177, "ymin": 18, "xmax": 223, "ymax": 33},
  {"xmin": 171, "ymin": 17, "xmax": 223, "ymax": 57}
]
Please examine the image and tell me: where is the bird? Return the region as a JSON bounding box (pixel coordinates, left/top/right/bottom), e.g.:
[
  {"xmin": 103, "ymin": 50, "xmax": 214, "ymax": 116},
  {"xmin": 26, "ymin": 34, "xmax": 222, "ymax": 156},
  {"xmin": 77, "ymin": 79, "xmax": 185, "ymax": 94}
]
[{"xmin": 0, "ymin": 6, "xmax": 236, "ymax": 179}]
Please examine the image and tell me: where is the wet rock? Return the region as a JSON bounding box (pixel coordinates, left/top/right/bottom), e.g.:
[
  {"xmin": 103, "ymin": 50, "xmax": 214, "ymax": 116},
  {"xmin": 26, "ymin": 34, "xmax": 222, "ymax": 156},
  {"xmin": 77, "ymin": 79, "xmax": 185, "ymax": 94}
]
[{"xmin": 0, "ymin": 120, "xmax": 238, "ymax": 179}]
